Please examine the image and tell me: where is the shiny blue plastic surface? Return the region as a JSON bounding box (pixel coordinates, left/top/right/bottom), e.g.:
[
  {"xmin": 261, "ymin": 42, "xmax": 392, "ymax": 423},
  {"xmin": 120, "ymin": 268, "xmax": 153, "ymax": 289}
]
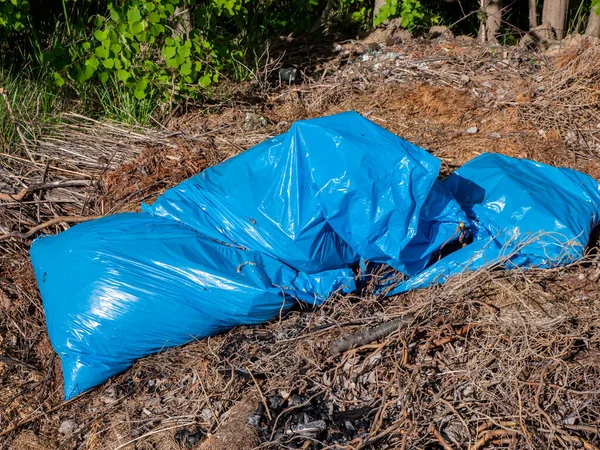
[
  {"xmin": 389, "ymin": 153, "xmax": 600, "ymax": 293},
  {"xmin": 30, "ymin": 112, "xmax": 600, "ymax": 399}
]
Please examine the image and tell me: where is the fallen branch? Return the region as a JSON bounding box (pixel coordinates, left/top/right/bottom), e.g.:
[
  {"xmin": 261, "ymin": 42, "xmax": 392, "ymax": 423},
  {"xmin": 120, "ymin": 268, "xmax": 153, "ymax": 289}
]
[
  {"xmin": 0, "ymin": 180, "xmax": 93, "ymax": 202},
  {"xmin": 330, "ymin": 315, "xmax": 414, "ymax": 356},
  {"xmin": 0, "ymin": 215, "xmax": 102, "ymax": 241}
]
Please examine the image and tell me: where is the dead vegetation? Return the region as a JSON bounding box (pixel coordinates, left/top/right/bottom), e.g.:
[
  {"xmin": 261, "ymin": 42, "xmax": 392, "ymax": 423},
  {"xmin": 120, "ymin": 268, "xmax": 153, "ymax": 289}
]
[{"xmin": 2, "ymin": 34, "xmax": 600, "ymax": 449}]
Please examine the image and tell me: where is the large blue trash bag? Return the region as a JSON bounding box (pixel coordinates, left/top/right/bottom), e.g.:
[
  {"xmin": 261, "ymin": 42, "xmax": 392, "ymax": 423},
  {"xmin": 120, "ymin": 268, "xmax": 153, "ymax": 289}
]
[
  {"xmin": 31, "ymin": 213, "xmax": 356, "ymax": 398},
  {"xmin": 30, "ymin": 112, "xmax": 467, "ymax": 399},
  {"xmin": 389, "ymin": 153, "xmax": 600, "ymax": 294},
  {"xmin": 143, "ymin": 112, "xmax": 468, "ymax": 276}
]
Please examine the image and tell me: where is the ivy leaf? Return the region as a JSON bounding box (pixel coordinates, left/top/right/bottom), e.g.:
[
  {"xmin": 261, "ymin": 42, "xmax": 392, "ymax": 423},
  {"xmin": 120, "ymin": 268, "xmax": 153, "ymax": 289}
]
[
  {"xmin": 82, "ymin": 41, "xmax": 91, "ymax": 50},
  {"xmin": 114, "ymin": 58, "xmax": 122, "ymax": 69},
  {"xmin": 103, "ymin": 58, "xmax": 114, "ymax": 69},
  {"xmin": 134, "ymin": 89, "xmax": 146, "ymax": 100},
  {"xmin": 99, "ymin": 71, "xmax": 109, "ymax": 84}
]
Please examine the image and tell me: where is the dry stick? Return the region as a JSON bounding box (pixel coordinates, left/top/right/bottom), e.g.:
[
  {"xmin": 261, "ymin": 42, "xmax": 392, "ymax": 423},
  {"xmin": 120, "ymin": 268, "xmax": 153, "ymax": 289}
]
[
  {"xmin": 330, "ymin": 315, "xmax": 414, "ymax": 356},
  {"xmin": 0, "ymin": 215, "xmax": 101, "ymax": 241},
  {"xmin": 429, "ymin": 424, "xmax": 454, "ymax": 450},
  {"xmin": 473, "ymin": 429, "xmax": 518, "ymax": 450},
  {"xmin": 0, "ymin": 180, "xmax": 92, "ymax": 202}
]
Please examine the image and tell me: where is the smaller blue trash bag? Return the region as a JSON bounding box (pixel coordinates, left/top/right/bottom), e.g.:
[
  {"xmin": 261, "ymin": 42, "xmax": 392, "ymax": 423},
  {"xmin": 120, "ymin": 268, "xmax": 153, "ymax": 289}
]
[
  {"xmin": 30, "ymin": 112, "xmax": 600, "ymax": 399},
  {"xmin": 389, "ymin": 153, "xmax": 600, "ymax": 294}
]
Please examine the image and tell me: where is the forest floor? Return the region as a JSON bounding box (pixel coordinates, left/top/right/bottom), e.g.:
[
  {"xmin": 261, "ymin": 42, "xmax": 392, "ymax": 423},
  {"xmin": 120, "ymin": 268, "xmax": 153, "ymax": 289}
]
[{"xmin": 1, "ymin": 30, "xmax": 600, "ymax": 449}]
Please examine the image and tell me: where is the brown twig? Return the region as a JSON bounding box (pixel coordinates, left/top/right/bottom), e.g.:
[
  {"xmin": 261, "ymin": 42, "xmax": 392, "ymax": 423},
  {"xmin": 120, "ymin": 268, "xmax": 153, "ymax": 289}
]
[
  {"xmin": 330, "ymin": 315, "xmax": 414, "ymax": 356},
  {"xmin": 0, "ymin": 215, "xmax": 101, "ymax": 241},
  {"xmin": 429, "ymin": 424, "xmax": 454, "ymax": 450},
  {"xmin": 0, "ymin": 180, "xmax": 93, "ymax": 202}
]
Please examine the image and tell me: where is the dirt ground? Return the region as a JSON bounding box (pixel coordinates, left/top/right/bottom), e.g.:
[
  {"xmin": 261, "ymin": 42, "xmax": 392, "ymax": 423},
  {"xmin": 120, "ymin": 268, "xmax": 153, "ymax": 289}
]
[{"xmin": 1, "ymin": 31, "xmax": 600, "ymax": 449}]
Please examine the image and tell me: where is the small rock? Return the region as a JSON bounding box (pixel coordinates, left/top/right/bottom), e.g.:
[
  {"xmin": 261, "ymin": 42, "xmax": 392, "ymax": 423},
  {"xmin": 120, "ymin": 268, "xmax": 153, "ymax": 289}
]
[
  {"xmin": 278, "ymin": 67, "xmax": 298, "ymax": 83},
  {"xmin": 59, "ymin": 420, "xmax": 77, "ymax": 435},
  {"xmin": 244, "ymin": 112, "xmax": 267, "ymax": 130},
  {"xmin": 490, "ymin": 132, "xmax": 501, "ymax": 139},
  {"xmin": 246, "ymin": 414, "xmax": 262, "ymax": 427},
  {"xmin": 201, "ymin": 407, "xmax": 213, "ymax": 420},
  {"xmin": 466, "ymin": 127, "xmax": 479, "ymax": 134},
  {"xmin": 459, "ymin": 74, "xmax": 470, "ymax": 83}
]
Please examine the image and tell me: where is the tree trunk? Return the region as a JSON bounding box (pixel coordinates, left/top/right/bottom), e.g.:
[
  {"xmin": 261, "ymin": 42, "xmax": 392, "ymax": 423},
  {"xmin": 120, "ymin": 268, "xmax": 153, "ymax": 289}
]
[
  {"xmin": 586, "ymin": 1, "xmax": 600, "ymax": 36},
  {"xmin": 174, "ymin": 6, "xmax": 192, "ymax": 39},
  {"xmin": 373, "ymin": 0, "xmax": 387, "ymax": 24},
  {"xmin": 478, "ymin": 0, "xmax": 503, "ymax": 42},
  {"xmin": 529, "ymin": 0, "xmax": 538, "ymax": 29},
  {"xmin": 541, "ymin": 0, "xmax": 569, "ymax": 39}
]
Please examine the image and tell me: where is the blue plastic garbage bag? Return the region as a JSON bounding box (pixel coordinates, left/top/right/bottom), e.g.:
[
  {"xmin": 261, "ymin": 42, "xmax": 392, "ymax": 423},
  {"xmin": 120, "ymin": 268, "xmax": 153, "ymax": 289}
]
[
  {"xmin": 388, "ymin": 153, "xmax": 600, "ymax": 294},
  {"xmin": 31, "ymin": 213, "xmax": 355, "ymax": 398},
  {"xmin": 143, "ymin": 112, "xmax": 467, "ymax": 276},
  {"xmin": 30, "ymin": 112, "xmax": 467, "ymax": 399}
]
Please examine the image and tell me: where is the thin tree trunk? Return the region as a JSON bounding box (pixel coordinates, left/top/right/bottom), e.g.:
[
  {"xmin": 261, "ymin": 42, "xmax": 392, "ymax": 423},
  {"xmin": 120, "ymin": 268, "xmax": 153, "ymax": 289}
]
[
  {"xmin": 586, "ymin": 1, "xmax": 600, "ymax": 36},
  {"xmin": 174, "ymin": 6, "xmax": 192, "ymax": 39},
  {"xmin": 529, "ymin": 0, "xmax": 538, "ymax": 29},
  {"xmin": 373, "ymin": 0, "xmax": 387, "ymax": 24},
  {"xmin": 478, "ymin": 0, "xmax": 503, "ymax": 42},
  {"xmin": 541, "ymin": 0, "xmax": 569, "ymax": 39}
]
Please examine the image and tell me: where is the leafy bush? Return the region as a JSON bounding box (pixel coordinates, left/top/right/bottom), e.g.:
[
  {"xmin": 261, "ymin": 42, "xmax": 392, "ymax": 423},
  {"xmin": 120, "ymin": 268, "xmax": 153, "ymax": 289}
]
[{"xmin": 374, "ymin": 0, "xmax": 440, "ymax": 29}]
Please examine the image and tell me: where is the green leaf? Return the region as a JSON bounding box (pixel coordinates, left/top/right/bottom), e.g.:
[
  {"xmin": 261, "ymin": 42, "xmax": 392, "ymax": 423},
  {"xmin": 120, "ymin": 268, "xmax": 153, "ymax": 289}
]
[
  {"xmin": 199, "ymin": 75, "xmax": 211, "ymax": 88},
  {"xmin": 114, "ymin": 58, "xmax": 122, "ymax": 69},
  {"xmin": 148, "ymin": 12, "xmax": 160, "ymax": 23},
  {"xmin": 135, "ymin": 77, "xmax": 149, "ymax": 91},
  {"xmin": 103, "ymin": 58, "xmax": 114, "ymax": 69},
  {"xmin": 109, "ymin": 8, "xmax": 120, "ymax": 21},
  {"xmin": 93, "ymin": 29, "xmax": 107, "ymax": 41},
  {"xmin": 99, "ymin": 71, "xmax": 109, "ymax": 84},
  {"xmin": 134, "ymin": 88, "xmax": 146, "ymax": 99},
  {"xmin": 95, "ymin": 46, "xmax": 109, "ymax": 58},
  {"xmin": 180, "ymin": 61, "xmax": 192, "ymax": 76},
  {"xmin": 82, "ymin": 41, "xmax": 91, "ymax": 50},
  {"xmin": 127, "ymin": 6, "xmax": 141, "ymax": 24},
  {"xmin": 85, "ymin": 57, "xmax": 99, "ymax": 69},
  {"xmin": 165, "ymin": 37, "xmax": 174, "ymax": 46},
  {"xmin": 53, "ymin": 72, "xmax": 65, "ymax": 87},
  {"xmin": 130, "ymin": 20, "xmax": 144, "ymax": 35},
  {"xmin": 110, "ymin": 43, "xmax": 121, "ymax": 55},
  {"xmin": 166, "ymin": 57, "xmax": 179, "ymax": 68},
  {"xmin": 177, "ymin": 45, "xmax": 190, "ymax": 58},
  {"xmin": 117, "ymin": 69, "xmax": 131, "ymax": 82},
  {"xmin": 164, "ymin": 46, "xmax": 176, "ymax": 59}
]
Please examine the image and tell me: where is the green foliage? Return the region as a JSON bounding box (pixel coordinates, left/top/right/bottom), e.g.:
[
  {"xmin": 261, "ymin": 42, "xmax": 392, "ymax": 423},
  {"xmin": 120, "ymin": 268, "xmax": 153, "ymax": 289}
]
[
  {"xmin": 374, "ymin": 0, "xmax": 440, "ymax": 30},
  {"xmin": 592, "ymin": 0, "xmax": 600, "ymax": 14},
  {"xmin": 0, "ymin": 0, "xmax": 29, "ymax": 31}
]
